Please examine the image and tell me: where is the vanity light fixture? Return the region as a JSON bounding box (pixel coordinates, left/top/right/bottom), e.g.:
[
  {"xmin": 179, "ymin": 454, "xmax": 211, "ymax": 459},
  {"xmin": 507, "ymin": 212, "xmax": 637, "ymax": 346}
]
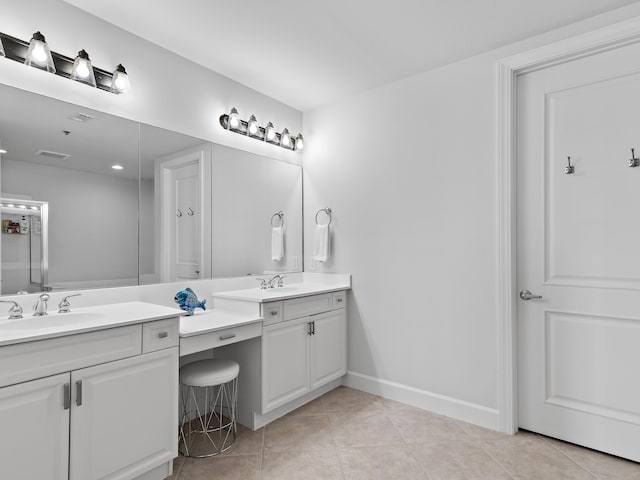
[
  {"xmin": 71, "ymin": 49, "xmax": 96, "ymax": 87},
  {"xmin": 0, "ymin": 31, "xmax": 130, "ymax": 94},
  {"xmin": 24, "ymin": 31, "xmax": 55, "ymax": 72},
  {"xmin": 110, "ymin": 64, "xmax": 131, "ymax": 94},
  {"xmin": 219, "ymin": 108, "xmax": 304, "ymax": 152}
]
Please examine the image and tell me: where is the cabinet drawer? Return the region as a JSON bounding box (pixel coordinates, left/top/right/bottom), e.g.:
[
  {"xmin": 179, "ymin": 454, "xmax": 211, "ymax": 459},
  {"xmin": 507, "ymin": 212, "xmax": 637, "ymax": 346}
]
[
  {"xmin": 262, "ymin": 302, "xmax": 283, "ymax": 326},
  {"xmin": 283, "ymin": 293, "xmax": 333, "ymax": 320},
  {"xmin": 0, "ymin": 325, "xmax": 142, "ymax": 388},
  {"xmin": 179, "ymin": 321, "xmax": 262, "ymax": 356},
  {"xmin": 332, "ymin": 291, "xmax": 346, "ymax": 308},
  {"xmin": 143, "ymin": 317, "xmax": 180, "ymax": 353}
]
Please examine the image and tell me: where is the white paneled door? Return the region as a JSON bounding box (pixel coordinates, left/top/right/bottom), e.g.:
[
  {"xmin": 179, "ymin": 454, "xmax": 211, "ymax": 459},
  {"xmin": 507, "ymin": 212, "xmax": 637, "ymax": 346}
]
[{"xmin": 517, "ymin": 40, "xmax": 640, "ymax": 462}]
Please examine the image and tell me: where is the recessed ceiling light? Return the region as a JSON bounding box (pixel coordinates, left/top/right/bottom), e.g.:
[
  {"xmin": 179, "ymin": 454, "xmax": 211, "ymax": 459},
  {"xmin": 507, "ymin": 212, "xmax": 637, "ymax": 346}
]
[{"xmin": 111, "ymin": 164, "xmax": 123, "ymax": 170}]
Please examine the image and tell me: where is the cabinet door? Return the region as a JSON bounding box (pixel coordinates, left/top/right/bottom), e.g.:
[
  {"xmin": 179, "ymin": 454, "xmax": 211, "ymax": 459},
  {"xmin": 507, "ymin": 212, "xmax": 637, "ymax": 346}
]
[
  {"xmin": 262, "ymin": 316, "xmax": 310, "ymax": 413},
  {"xmin": 0, "ymin": 373, "xmax": 70, "ymax": 480},
  {"xmin": 310, "ymin": 309, "xmax": 347, "ymax": 390},
  {"xmin": 70, "ymin": 348, "xmax": 178, "ymax": 480}
]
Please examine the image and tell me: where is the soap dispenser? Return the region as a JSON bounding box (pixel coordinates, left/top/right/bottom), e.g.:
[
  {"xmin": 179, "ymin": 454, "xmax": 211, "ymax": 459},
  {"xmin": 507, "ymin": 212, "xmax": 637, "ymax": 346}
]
[{"xmin": 20, "ymin": 215, "xmax": 29, "ymax": 234}]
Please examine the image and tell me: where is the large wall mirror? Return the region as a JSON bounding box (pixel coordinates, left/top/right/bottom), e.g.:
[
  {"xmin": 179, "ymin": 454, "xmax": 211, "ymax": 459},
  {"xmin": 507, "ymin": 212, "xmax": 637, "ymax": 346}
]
[{"xmin": 0, "ymin": 84, "xmax": 303, "ymax": 295}]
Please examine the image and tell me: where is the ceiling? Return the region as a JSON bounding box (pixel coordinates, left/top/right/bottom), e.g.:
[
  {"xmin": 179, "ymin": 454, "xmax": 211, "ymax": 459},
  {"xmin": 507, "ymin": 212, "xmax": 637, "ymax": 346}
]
[{"xmin": 64, "ymin": 0, "xmax": 638, "ymax": 111}]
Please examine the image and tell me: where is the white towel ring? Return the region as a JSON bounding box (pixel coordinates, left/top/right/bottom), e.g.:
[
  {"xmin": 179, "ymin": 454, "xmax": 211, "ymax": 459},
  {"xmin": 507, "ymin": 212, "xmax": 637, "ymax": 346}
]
[
  {"xmin": 315, "ymin": 207, "xmax": 332, "ymax": 226},
  {"xmin": 271, "ymin": 211, "xmax": 284, "ymax": 228}
]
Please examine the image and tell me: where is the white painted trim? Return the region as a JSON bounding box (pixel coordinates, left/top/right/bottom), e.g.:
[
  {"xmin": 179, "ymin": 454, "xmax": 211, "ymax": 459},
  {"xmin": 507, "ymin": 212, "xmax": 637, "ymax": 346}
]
[
  {"xmin": 496, "ymin": 15, "xmax": 640, "ymax": 434},
  {"xmin": 343, "ymin": 371, "xmax": 499, "ymax": 430}
]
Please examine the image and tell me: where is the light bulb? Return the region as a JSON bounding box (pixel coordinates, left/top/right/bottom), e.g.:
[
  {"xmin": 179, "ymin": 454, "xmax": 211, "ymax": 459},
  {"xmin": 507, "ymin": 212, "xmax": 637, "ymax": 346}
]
[
  {"xmin": 248, "ymin": 115, "xmax": 259, "ymax": 136},
  {"xmin": 111, "ymin": 64, "xmax": 131, "ymax": 94},
  {"xmin": 71, "ymin": 50, "xmax": 96, "ymax": 87},
  {"xmin": 112, "ymin": 164, "xmax": 123, "ymax": 170},
  {"xmin": 75, "ymin": 59, "xmax": 90, "ymax": 78},
  {"xmin": 24, "ymin": 32, "xmax": 56, "ymax": 73},
  {"xmin": 265, "ymin": 122, "xmax": 276, "ymax": 142},
  {"xmin": 228, "ymin": 107, "xmax": 240, "ymax": 129},
  {"xmin": 295, "ymin": 134, "xmax": 304, "ymax": 151},
  {"xmin": 32, "ymin": 44, "xmax": 47, "ymax": 63},
  {"xmin": 281, "ymin": 128, "xmax": 291, "ymax": 148}
]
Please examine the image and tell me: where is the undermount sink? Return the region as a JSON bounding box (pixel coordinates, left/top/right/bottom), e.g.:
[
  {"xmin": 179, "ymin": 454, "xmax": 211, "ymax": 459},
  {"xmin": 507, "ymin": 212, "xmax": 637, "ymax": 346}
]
[{"xmin": 0, "ymin": 311, "xmax": 106, "ymax": 332}]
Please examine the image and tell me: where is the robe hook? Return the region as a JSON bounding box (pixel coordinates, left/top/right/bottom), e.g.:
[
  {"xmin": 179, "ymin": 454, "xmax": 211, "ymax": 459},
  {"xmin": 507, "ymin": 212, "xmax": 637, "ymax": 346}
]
[
  {"xmin": 629, "ymin": 148, "xmax": 639, "ymax": 168},
  {"xmin": 565, "ymin": 156, "xmax": 574, "ymax": 175}
]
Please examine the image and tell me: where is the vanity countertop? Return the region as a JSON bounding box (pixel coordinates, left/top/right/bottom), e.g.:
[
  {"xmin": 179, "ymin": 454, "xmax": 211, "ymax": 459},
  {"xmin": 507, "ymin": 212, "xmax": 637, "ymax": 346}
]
[
  {"xmin": 212, "ymin": 282, "xmax": 350, "ymax": 303},
  {"xmin": 0, "ymin": 301, "xmax": 182, "ymax": 347},
  {"xmin": 179, "ymin": 309, "xmax": 263, "ymax": 337}
]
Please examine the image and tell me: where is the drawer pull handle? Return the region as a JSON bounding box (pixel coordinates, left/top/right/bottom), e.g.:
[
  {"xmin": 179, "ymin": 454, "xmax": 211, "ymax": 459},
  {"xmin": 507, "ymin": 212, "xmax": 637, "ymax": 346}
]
[
  {"xmin": 270, "ymin": 310, "xmax": 279, "ymax": 316},
  {"xmin": 76, "ymin": 380, "xmax": 83, "ymax": 406},
  {"xmin": 63, "ymin": 383, "xmax": 71, "ymax": 410},
  {"xmin": 158, "ymin": 331, "xmax": 169, "ymax": 339},
  {"xmin": 220, "ymin": 334, "xmax": 236, "ymax": 341},
  {"xmin": 336, "ymin": 298, "xmax": 343, "ymax": 303}
]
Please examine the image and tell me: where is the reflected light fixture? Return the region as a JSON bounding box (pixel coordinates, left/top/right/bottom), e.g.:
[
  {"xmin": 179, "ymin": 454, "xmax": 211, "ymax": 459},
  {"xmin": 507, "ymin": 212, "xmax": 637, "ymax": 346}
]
[
  {"xmin": 110, "ymin": 64, "xmax": 131, "ymax": 94},
  {"xmin": 111, "ymin": 164, "xmax": 124, "ymax": 170},
  {"xmin": 71, "ymin": 49, "xmax": 96, "ymax": 87},
  {"xmin": 219, "ymin": 108, "xmax": 304, "ymax": 153},
  {"xmin": 0, "ymin": 148, "xmax": 7, "ymax": 154},
  {"xmin": 0, "ymin": 31, "xmax": 130, "ymax": 94},
  {"xmin": 24, "ymin": 31, "xmax": 55, "ymax": 72}
]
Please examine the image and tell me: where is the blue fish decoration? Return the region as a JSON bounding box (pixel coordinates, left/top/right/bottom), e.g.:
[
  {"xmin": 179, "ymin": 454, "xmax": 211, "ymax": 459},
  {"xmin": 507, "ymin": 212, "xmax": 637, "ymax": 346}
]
[{"xmin": 174, "ymin": 287, "xmax": 206, "ymax": 315}]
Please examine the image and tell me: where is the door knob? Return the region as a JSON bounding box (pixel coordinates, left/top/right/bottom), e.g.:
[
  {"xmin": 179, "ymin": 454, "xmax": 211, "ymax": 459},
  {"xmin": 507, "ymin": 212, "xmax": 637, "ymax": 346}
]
[{"xmin": 519, "ymin": 290, "xmax": 542, "ymax": 301}]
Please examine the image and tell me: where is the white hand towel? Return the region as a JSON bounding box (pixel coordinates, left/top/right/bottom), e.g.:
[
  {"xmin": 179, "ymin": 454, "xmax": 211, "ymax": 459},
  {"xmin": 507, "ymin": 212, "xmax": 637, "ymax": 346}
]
[
  {"xmin": 271, "ymin": 226, "xmax": 284, "ymax": 261},
  {"xmin": 312, "ymin": 224, "xmax": 329, "ymax": 262}
]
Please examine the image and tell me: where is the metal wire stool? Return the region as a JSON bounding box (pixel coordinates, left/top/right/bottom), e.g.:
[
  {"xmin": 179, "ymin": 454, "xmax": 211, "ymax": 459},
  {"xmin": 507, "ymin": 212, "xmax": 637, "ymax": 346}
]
[{"xmin": 178, "ymin": 359, "xmax": 239, "ymax": 457}]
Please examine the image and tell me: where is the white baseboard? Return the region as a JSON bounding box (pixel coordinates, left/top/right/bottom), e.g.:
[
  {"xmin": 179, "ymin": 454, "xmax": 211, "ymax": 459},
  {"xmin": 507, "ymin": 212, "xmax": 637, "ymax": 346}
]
[{"xmin": 343, "ymin": 371, "xmax": 500, "ymax": 431}]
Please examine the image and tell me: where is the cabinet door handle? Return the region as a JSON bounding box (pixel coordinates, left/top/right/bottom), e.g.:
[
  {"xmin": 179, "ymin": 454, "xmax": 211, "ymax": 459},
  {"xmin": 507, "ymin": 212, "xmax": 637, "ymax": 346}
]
[
  {"xmin": 63, "ymin": 383, "xmax": 71, "ymax": 410},
  {"xmin": 270, "ymin": 310, "xmax": 279, "ymax": 316},
  {"xmin": 158, "ymin": 331, "xmax": 169, "ymax": 339},
  {"xmin": 312, "ymin": 321, "xmax": 315, "ymax": 335},
  {"xmin": 307, "ymin": 322, "xmax": 313, "ymax": 336},
  {"xmin": 219, "ymin": 333, "xmax": 236, "ymax": 341},
  {"xmin": 76, "ymin": 380, "xmax": 83, "ymax": 406}
]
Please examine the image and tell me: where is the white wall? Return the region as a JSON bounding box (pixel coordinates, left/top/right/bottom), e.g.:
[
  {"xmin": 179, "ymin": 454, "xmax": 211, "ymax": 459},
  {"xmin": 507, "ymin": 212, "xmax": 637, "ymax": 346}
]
[
  {"xmin": 303, "ymin": 3, "xmax": 640, "ymax": 428},
  {"xmin": 0, "ymin": 0, "xmax": 302, "ymax": 165}
]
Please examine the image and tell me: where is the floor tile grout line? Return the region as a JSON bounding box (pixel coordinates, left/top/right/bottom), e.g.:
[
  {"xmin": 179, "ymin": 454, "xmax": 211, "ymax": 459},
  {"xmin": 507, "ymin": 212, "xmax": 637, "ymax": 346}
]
[
  {"xmin": 536, "ymin": 433, "xmax": 601, "ymax": 480},
  {"xmin": 453, "ymin": 420, "xmax": 517, "ymax": 480}
]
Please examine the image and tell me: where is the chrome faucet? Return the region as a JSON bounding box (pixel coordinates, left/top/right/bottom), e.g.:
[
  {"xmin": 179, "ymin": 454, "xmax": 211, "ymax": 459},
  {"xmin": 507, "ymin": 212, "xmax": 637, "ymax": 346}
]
[
  {"xmin": 0, "ymin": 300, "xmax": 23, "ymax": 319},
  {"xmin": 33, "ymin": 293, "xmax": 50, "ymax": 316},
  {"xmin": 58, "ymin": 293, "xmax": 81, "ymax": 313},
  {"xmin": 268, "ymin": 274, "xmax": 286, "ymax": 288},
  {"xmin": 256, "ymin": 278, "xmax": 269, "ymax": 290}
]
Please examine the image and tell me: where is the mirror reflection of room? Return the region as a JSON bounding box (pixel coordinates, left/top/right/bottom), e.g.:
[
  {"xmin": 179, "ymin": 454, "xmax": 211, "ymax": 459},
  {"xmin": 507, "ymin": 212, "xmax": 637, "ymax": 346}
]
[{"xmin": 0, "ymin": 85, "xmax": 303, "ymax": 296}]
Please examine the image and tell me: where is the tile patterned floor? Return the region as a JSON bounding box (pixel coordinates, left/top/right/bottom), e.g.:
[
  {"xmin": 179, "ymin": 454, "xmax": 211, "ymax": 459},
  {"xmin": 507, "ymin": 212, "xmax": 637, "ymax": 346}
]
[{"xmin": 168, "ymin": 386, "xmax": 640, "ymax": 479}]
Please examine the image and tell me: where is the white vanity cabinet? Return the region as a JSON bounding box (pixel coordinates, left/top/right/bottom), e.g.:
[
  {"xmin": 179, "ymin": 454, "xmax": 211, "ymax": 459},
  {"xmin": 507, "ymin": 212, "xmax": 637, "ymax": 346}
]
[
  {"xmin": 261, "ymin": 291, "xmax": 347, "ymax": 413},
  {"xmin": 0, "ymin": 316, "xmax": 179, "ymax": 480}
]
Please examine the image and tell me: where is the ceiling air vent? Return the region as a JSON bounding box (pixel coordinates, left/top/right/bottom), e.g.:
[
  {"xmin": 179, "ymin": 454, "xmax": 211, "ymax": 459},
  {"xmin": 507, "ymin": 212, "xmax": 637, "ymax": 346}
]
[
  {"xmin": 70, "ymin": 113, "xmax": 94, "ymax": 122},
  {"xmin": 35, "ymin": 150, "xmax": 71, "ymax": 160}
]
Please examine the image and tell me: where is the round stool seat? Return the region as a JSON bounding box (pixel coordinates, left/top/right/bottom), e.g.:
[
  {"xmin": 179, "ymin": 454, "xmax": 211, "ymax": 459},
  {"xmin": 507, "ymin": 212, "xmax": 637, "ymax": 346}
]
[{"xmin": 180, "ymin": 359, "xmax": 239, "ymax": 387}]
